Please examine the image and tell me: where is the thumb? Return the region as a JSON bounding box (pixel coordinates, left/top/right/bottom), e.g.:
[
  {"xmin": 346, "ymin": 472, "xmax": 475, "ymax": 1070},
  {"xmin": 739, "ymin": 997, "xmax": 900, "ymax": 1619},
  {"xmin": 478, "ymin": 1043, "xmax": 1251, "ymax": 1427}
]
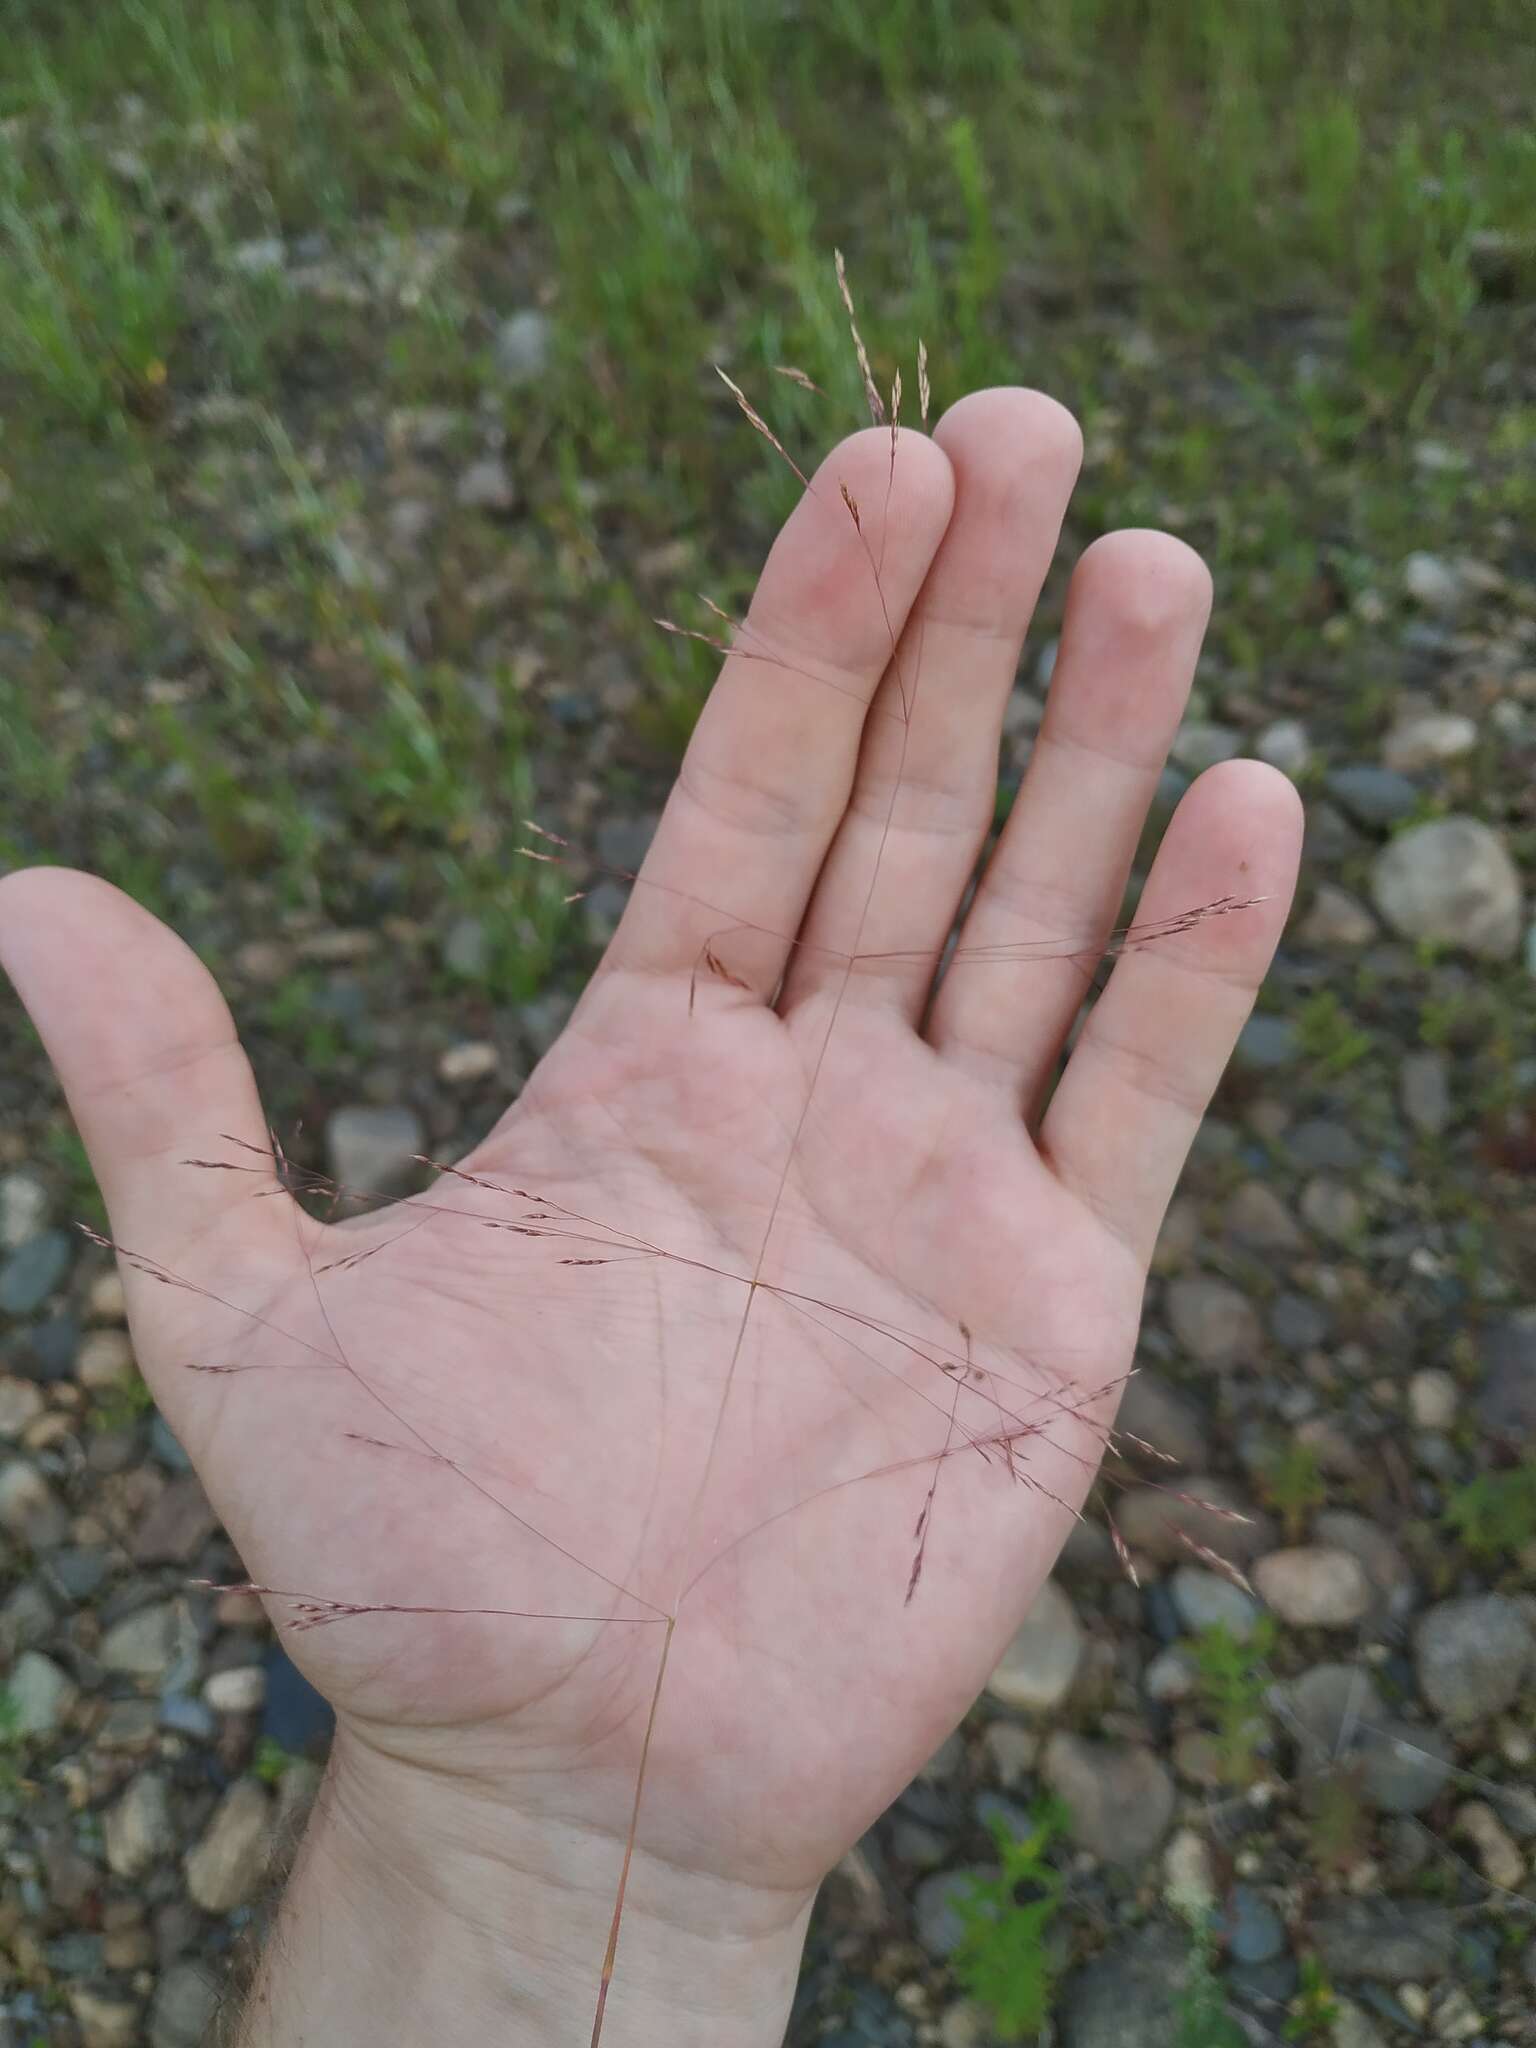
[{"xmin": 0, "ymin": 866, "xmax": 285, "ymax": 1264}]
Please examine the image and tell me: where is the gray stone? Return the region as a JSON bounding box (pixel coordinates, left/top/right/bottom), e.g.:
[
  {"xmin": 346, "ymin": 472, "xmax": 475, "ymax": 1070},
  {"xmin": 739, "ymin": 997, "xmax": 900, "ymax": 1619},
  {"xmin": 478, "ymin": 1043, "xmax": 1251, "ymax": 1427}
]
[
  {"xmin": 1144, "ymin": 1645, "xmax": 1198, "ymax": 1702},
  {"xmin": 455, "ymin": 455, "xmax": 518, "ymax": 513},
  {"xmin": 1255, "ymin": 719, "xmax": 1311, "ymax": 777},
  {"xmin": 1401, "ymin": 1049, "xmax": 1452, "ymax": 1135},
  {"xmin": 1288, "ymin": 1119, "xmax": 1362, "ymax": 1170},
  {"xmin": 1312, "ymin": 1511, "xmax": 1415, "ymax": 1621},
  {"xmin": 1, "ymin": 1575, "xmax": 57, "ymax": 1654},
  {"xmin": 66, "ymin": 1987, "xmax": 141, "ymax": 2048},
  {"xmin": 1298, "ymin": 885, "xmax": 1377, "ymax": 947},
  {"xmin": 986, "ymin": 1579, "xmax": 1083, "ymax": 1713},
  {"xmin": 1225, "ymin": 1182, "xmax": 1302, "ymax": 1252},
  {"xmin": 1254, "ymin": 1547, "xmax": 1372, "ymax": 1628},
  {"xmin": 184, "ymin": 1778, "xmax": 274, "ymax": 1912},
  {"xmin": 1371, "ymin": 818, "xmax": 1523, "ymax": 959},
  {"xmin": 1165, "ymin": 1274, "xmax": 1262, "ymax": 1368},
  {"xmin": 1235, "ymin": 1015, "xmax": 1297, "ymax": 1070},
  {"xmin": 1269, "ymin": 1291, "xmax": 1330, "ymax": 1352},
  {"xmin": 1059, "ymin": 1923, "xmax": 1189, "ymax": 2048},
  {"xmin": 0, "ymin": 1457, "xmax": 69, "ymax": 1549},
  {"xmin": 1115, "ymin": 1370, "xmax": 1210, "ymax": 1468},
  {"xmin": 1221, "ymin": 1884, "xmax": 1285, "ymax": 1964},
  {"xmin": 104, "ymin": 1771, "xmax": 176, "ymax": 1878},
  {"xmin": 1360, "ymin": 1720, "xmax": 1454, "ymax": 1816},
  {"xmin": 492, "ymin": 308, "xmax": 552, "ymax": 386},
  {"xmin": 1171, "ymin": 721, "xmax": 1241, "ymax": 772},
  {"xmin": 0, "ymin": 1375, "xmax": 45, "ymax": 1437},
  {"xmin": 1402, "ymin": 551, "xmax": 1467, "ymax": 613},
  {"xmin": 1331, "ymin": 2002, "xmax": 1391, "ymax": 2048},
  {"xmin": 132, "ymin": 1474, "xmax": 219, "ymax": 1566},
  {"xmin": 0, "ymin": 1229, "xmax": 72, "ymax": 1314},
  {"xmin": 0, "ymin": 1171, "xmax": 49, "ymax": 1249},
  {"xmin": 1311, "ymin": 1897, "xmax": 1455, "ymax": 1982},
  {"xmin": 100, "ymin": 1599, "xmax": 199, "ymax": 1683},
  {"xmin": 1300, "ymin": 1177, "xmax": 1363, "ymax": 1243},
  {"xmin": 1414, "ymin": 1594, "xmax": 1533, "ymax": 1724},
  {"xmin": 1326, "ymin": 765, "xmax": 1418, "ymax": 828},
  {"xmin": 1042, "ymin": 1734, "xmax": 1174, "ymax": 1865},
  {"xmin": 1115, "ymin": 1479, "xmax": 1274, "ymax": 1567},
  {"xmin": 148, "ymin": 1960, "xmax": 221, "ymax": 2048},
  {"xmin": 9, "ymin": 1648, "xmax": 78, "ymax": 1735},
  {"xmin": 1382, "ymin": 712, "xmax": 1477, "ymax": 774},
  {"xmin": 1476, "ymin": 1309, "xmax": 1536, "ymax": 1445},
  {"xmin": 1170, "ymin": 1565, "xmax": 1262, "ymax": 1639},
  {"xmin": 914, "ymin": 1864, "xmax": 996, "ymax": 1958},
  {"xmin": 442, "ymin": 912, "xmax": 490, "ymax": 980},
  {"xmin": 324, "ymin": 1104, "xmax": 424, "ymax": 1201}
]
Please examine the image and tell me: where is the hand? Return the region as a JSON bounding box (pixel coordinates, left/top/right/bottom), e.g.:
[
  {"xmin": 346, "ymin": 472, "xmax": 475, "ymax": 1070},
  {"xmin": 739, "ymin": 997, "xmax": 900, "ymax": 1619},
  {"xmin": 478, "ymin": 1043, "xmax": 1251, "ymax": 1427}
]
[{"xmin": 0, "ymin": 388, "xmax": 1301, "ymax": 2045}]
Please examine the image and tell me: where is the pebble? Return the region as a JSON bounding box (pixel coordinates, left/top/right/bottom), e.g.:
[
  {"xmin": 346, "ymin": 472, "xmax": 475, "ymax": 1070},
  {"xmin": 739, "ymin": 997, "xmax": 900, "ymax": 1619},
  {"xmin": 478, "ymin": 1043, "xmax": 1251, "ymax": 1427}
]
[
  {"xmin": 0, "ymin": 1229, "xmax": 73, "ymax": 1315},
  {"xmin": 75, "ymin": 1326, "xmax": 135, "ymax": 1390},
  {"xmin": 1326, "ymin": 765, "xmax": 1418, "ymax": 828},
  {"xmin": 104, "ymin": 1770, "xmax": 176, "ymax": 1877},
  {"xmin": 437, "ymin": 1039, "xmax": 499, "ymax": 1084},
  {"xmin": 1115, "ymin": 1369, "xmax": 1210, "ymax": 1468},
  {"xmin": 10, "ymin": 1648, "xmax": 78, "ymax": 1734},
  {"xmin": 1170, "ymin": 721, "xmax": 1241, "ymax": 772},
  {"xmin": 1235, "ymin": 1014, "xmax": 1297, "ymax": 1070},
  {"xmin": 147, "ymin": 1960, "xmax": 221, "ymax": 2048},
  {"xmin": 1269, "ymin": 1291, "xmax": 1330, "ymax": 1352},
  {"xmin": 1453, "ymin": 1800, "xmax": 1524, "ymax": 1891},
  {"xmin": 1255, "ymin": 718, "xmax": 1312, "ymax": 777},
  {"xmin": 1300, "ymin": 1176, "xmax": 1363, "ymax": 1242},
  {"xmin": 1382, "ymin": 712, "xmax": 1477, "ymax": 774},
  {"xmin": 1402, "ymin": 551, "xmax": 1468, "ymax": 613},
  {"xmin": 0, "ymin": 1170, "xmax": 49, "ymax": 1248},
  {"xmin": 492, "ymin": 307, "xmax": 552, "ymax": 385},
  {"xmin": 1170, "ymin": 1565, "xmax": 1262, "ymax": 1639},
  {"xmin": 979, "ymin": 1721, "xmax": 1037, "ymax": 1788},
  {"xmin": 1221, "ymin": 1883, "xmax": 1286, "ymax": 1964},
  {"xmin": 1400, "ymin": 1049, "xmax": 1452, "ymax": 1136},
  {"xmin": 1115, "ymin": 1479, "xmax": 1274, "ymax": 1566},
  {"xmin": 1476, "ymin": 1308, "xmax": 1536, "ymax": 1444},
  {"xmin": 1331, "ymin": 2004, "xmax": 1391, "ymax": 2048},
  {"xmin": 1310, "ymin": 1897, "xmax": 1455, "ymax": 1981},
  {"xmin": 1162, "ymin": 1827, "xmax": 1216, "ymax": 1918},
  {"xmin": 1371, "ymin": 817, "xmax": 1524, "ymax": 959},
  {"xmin": 1407, "ymin": 1370, "xmax": 1457, "ymax": 1430},
  {"xmin": 913, "ymin": 1865, "xmax": 995, "ymax": 1959},
  {"xmin": 1225, "ymin": 1181, "xmax": 1302, "ymax": 1252},
  {"xmin": 1414, "ymin": 1594, "xmax": 1533, "ymax": 1724},
  {"xmin": 455, "ymin": 455, "xmax": 518, "ymax": 513},
  {"xmin": 184, "ymin": 1778, "xmax": 275, "ymax": 1913},
  {"xmin": 442, "ymin": 912, "xmax": 490, "ymax": 979},
  {"xmin": 205, "ymin": 1664, "xmax": 267, "ymax": 1713},
  {"xmin": 1058, "ymin": 1924, "xmax": 1188, "ymax": 2048},
  {"xmin": 324, "ymin": 1103, "xmax": 424, "ymax": 1200},
  {"xmin": 132, "ymin": 1473, "xmax": 219, "ymax": 1564},
  {"xmin": 0, "ymin": 1374, "xmax": 45, "ymax": 1436},
  {"xmin": 1165, "ymin": 1274, "xmax": 1262, "ymax": 1367},
  {"xmin": 1254, "ymin": 1547, "xmax": 1372, "ymax": 1627},
  {"xmin": 1359, "ymin": 1720, "xmax": 1453, "ymax": 1816},
  {"xmin": 1298, "ymin": 884, "xmax": 1378, "ymax": 947},
  {"xmin": 1311, "ymin": 1511, "xmax": 1416, "ymax": 1621},
  {"xmin": 89, "ymin": 1269, "xmax": 127, "ymax": 1321},
  {"xmin": 1144, "ymin": 1645, "xmax": 1198, "ymax": 1702},
  {"xmin": 1430, "ymin": 1987, "xmax": 1482, "ymax": 2042},
  {"xmin": 100, "ymin": 1598, "xmax": 198, "ymax": 1683},
  {"xmin": 0, "ymin": 1456, "xmax": 69, "ymax": 1548},
  {"xmin": 986, "ymin": 1578, "xmax": 1083, "ymax": 1713},
  {"xmin": 66, "ymin": 1987, "xmax": 141, "ymax": 2048},
  {"xmin": 1042, "ymin": 1733, "xmax": 1175, "ymax": 1865}
]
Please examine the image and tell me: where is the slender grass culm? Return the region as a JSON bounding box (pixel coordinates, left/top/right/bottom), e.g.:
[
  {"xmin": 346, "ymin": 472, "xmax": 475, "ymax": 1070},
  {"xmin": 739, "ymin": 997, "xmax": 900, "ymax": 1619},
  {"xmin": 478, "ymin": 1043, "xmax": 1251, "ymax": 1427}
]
[{"xmin": 0, "ymin": 260, "xmax": 1304, "ymax": 2046}]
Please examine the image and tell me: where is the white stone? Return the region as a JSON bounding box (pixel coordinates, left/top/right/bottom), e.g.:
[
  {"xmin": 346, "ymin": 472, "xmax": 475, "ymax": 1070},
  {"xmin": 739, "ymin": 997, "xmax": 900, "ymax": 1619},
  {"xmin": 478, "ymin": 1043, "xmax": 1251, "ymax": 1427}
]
[{"xmin": 986, "ymin": 1578, "xmax": 1083, "ymax": 1713}]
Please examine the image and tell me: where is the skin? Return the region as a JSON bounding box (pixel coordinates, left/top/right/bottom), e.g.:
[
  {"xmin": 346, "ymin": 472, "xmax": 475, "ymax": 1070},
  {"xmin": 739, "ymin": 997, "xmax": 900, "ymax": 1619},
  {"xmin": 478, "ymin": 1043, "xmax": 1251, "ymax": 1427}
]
[{"xmin": 0, "ymin": 388, "xmax": 1302, "ymax": 2045}]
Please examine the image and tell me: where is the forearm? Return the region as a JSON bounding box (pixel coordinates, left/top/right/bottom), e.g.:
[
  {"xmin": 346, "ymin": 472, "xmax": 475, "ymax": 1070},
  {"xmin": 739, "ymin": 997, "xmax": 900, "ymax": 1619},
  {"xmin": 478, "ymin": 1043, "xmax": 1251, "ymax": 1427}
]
[{"xmin": 232, "ymin": 1735, "xmax": 811, "ymax": 2048}]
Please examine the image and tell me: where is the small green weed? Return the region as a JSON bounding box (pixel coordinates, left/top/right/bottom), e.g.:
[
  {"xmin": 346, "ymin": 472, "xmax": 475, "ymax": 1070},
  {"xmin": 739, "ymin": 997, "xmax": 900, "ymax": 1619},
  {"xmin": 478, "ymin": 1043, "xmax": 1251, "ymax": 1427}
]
[
  {"xmin": 1191, "ymin": 1617, "xmax": 1277, "ymax": 1787},
  {"xmin": 92, "ymin": 1369, "xmax": 156, "ymax": 1433},
  {"xmin": 1294, "ymin": 990, "xmax": 1374, "ymax": 1077},
  {"xmin": 251, "ymin": 1736, "xmax": 302, "ymax": 1783},
  {"xmin": 1258, "ymin": 1440, "xmax": 1327, "ymax": 1542},
  {"xmin": 949, "ymin": 1800, "xmax": 1067, "ymax": 2041},
  {"xmin": 1283, "ymin": 1955, "xmax": 1341, "ymax": 2043},
  {"xmin": 1175, "ymin": 1913, "xmax": 1245, "ymax": 2048},
  {"xmin": 1443, "ymin": 1464, "xmax": 1536, "ymax": 1559}
]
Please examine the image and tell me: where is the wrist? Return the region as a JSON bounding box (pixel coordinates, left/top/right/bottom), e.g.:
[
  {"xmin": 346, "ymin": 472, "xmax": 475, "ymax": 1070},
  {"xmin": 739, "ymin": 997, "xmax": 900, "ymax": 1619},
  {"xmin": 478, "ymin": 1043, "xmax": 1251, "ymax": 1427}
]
[{"xmin": 236, "ymin": 1731, "xmax": 813, "ymax": 2047}]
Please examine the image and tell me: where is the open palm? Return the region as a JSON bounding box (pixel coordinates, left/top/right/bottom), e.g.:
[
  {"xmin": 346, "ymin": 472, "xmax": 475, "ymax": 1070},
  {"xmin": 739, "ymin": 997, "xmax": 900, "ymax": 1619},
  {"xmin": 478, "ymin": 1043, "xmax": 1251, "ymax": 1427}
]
[{"xmin": 0, "ymin": 391, "xmax": 1299, "ymax": 1956}]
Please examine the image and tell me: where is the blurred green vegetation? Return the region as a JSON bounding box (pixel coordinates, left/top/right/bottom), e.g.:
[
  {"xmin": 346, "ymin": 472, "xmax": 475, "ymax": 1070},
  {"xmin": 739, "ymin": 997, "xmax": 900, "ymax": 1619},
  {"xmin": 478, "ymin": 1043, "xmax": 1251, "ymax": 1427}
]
[{"xmin": 1, "ymin": 0, "xmax": 1533, "ymax": 1027}]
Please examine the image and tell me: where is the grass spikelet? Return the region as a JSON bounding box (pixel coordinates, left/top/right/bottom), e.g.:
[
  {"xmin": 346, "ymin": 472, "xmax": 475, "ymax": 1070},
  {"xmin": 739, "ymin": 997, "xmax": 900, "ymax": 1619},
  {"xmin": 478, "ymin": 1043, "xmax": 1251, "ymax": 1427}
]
[{"xmin": 834, "ymin": 247, "xmax": 884, "ymax": 427}]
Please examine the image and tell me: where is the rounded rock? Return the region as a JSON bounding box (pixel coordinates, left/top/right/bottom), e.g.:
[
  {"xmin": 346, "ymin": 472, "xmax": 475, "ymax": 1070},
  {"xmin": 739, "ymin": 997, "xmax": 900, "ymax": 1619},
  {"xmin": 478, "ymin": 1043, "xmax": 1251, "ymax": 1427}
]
[
  {"xmin": 1254, "ymin": 1546, "xmax": 1372, "ymax": 1628},
  {"xmin": 1371, "ymin": 817, "xmax": 1523, "ymax": 960},
  {"xmin": 986, "ymin": 1578, "xmax": 1083, "ymax": 1714},
  {"xmin": 1414, "ymin": 1594, "xmax": 1533, "ymax": 1724},
  {"xmin": 1042, "ymin": 1733, "xmax": 1175, "ymax": 1866}
]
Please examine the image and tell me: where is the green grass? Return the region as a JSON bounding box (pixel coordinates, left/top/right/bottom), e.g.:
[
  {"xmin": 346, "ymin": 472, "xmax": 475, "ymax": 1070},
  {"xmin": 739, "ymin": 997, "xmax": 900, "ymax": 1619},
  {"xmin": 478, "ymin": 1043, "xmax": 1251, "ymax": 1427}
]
[
  {"xmin": 1191, "ymin": 1616, "xmax": 1277, "ymax": 1787},
  {"xmin": 950, "ymin": 1799, "xmax": 1067, "ymax": 2040},
  {"xmin": 1443, "ymin": 1464, "xmax": 1536, "ymax": 1560}
]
